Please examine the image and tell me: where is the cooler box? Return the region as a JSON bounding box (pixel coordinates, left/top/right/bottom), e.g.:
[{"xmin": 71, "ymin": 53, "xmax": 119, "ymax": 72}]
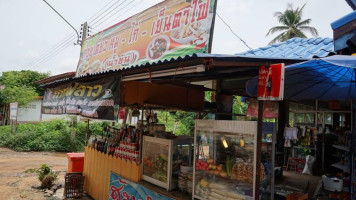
[{"xmin": 67, "ymin": 153, "xmax": 84, "ymax": 172}]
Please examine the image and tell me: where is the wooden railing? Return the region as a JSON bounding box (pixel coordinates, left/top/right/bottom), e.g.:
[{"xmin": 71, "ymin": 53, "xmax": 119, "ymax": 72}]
[{"xmin": 83, "ymin": 146, "xmax": 142, "ymax": 200}]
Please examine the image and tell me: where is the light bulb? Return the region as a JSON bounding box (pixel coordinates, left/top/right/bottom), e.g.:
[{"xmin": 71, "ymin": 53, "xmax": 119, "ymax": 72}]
[
  {"xmin": 240, "ymin": 137, "xmax": 245, "ymax": 147},
  {"xmin": 221, "ymin": 137, "xmax": 228, "ymax": 148}
]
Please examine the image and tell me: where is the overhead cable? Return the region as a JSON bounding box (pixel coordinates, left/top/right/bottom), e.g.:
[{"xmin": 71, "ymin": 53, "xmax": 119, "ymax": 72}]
[{"xmin": 216, "ymin": 12, "xmax": 253, "ymax": 50}]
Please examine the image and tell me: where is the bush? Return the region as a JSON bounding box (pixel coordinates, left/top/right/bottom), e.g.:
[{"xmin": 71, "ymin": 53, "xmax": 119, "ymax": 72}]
[{"xmin": 0, "ymin": 119, "xmax": 108, "ymax": 152}]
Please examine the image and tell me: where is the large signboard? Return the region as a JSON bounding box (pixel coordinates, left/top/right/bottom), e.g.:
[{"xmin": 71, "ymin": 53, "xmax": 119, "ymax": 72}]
[
  {"xmin": 41, "ymin": 76, "xmax": 120, "ymax": 120},
  {"xmin": 76, "ymin": 0, "xmax": 217, "ymax": 77},
  {"xmin": 9, "ymin": 102, "xmax": 18, "ymax": 120},
  {"xmin": 257, "ymin": 63, "xmax": 285, "ymax": 101},
  {"xmin": 109, "ymin": 172, "xmax": 174, "ymax": 200}
]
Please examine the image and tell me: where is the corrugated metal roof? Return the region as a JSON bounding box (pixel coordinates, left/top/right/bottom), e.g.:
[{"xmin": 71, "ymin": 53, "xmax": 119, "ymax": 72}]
[
  {"xmin": 236, "ymin": 37, "xmax": 335, "ymax": 59},
  {"xmin": 42, "ymin": 53, "xmax": 304, "ymax": 87},
  {"xmin": 331, "ymin": 10, "xmax": 356, "ymax": 30}
]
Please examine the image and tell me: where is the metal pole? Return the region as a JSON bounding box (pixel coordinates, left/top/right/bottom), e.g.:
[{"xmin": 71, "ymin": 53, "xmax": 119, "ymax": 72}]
[
  {"xmin": 207, "ymin": 0, "xmax": 218, "ymax": 53},
  {"xmin": 350, "ymin": 100, "xmax": 355, "ymax": 200},
  {"xmin": 254, "ymin": 100, "xmax": 263, "ymax": 200},
  {"xmin": 271, "ymin": 119, "xmax": 277, "ymax": 200},
  {"xmin": 139, "ymin": 108, "xmax": 144, "ymax": 165},
  {"xmin": 42, "ymin": 0, "xmax": 81, "ymax": 45}
]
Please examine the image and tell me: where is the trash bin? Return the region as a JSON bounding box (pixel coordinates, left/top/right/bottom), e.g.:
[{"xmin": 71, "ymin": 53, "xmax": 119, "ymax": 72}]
[{"xmin": 67, "ymin": 153, "xmax": 84, "ymax": 172}]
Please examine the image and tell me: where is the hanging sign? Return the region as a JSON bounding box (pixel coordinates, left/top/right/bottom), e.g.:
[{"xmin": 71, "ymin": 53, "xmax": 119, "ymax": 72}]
[
  {"xmin": 76, "ymin": 0, "xmax": 217, "ymax": 77},
  {"xmin": 41, "ymin": 76, "xmax": 120, "ymax": 120},
  {"xmin": 9, "ymin": 102, "xmax": 18, "ymax": 120},
  {"xmin": 257, "ymin": 63, "xmax": 285, "ymax": 101},
  {"xmin": 109, "ymin": 172, "xmax": 175, "ymax": 200}
]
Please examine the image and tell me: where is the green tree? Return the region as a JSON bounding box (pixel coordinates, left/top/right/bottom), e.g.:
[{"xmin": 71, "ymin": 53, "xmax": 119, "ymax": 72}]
[
  {"xmin": 0, "ymin": 70, "xmax": 49, "ymax": 106},
  {"xmin": 0, "ymin": 70, "xmax": 49, "ymax": 124},
  {"xmin": 266, "ymin": 3, "xmax": 318, "ymax": 44}
]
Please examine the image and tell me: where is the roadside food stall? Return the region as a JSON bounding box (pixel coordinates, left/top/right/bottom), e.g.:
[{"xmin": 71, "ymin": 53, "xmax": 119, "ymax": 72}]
[{"xmin": 39, "ymin": 0, "xmax": 312, "ymax": 199}]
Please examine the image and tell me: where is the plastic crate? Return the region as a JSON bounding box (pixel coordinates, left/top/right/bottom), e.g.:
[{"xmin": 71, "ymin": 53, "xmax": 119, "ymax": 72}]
[{"xmin": 64, "ymin": 172, "xmax": 85, "ymax": 199}]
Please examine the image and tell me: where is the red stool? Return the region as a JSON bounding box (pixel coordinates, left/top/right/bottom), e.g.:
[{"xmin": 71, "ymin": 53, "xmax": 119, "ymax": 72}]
[
  {"xmin": 284, "ymin": 157, "xmax": 296, "ymax": 171},
  {"xmin": 294, "ymin": 158, "xmax": 306, "ymax": 173}
]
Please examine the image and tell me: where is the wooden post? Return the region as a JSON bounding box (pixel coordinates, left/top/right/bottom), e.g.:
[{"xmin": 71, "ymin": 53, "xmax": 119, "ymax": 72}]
[
  {"xmin": 86, "ymin": 119, "xmax": 90, "ymax": 145},
  {"xmin": 122, "ymin": 107, "xmax": 128, "ymax": 129}
]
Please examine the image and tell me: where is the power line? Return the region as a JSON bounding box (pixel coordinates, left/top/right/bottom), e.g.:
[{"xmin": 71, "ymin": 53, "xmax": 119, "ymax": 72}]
[
  {"xmin": 27, "ymin": 33, "xmax": 76, "ymax": 67},
  {"xmin": 89, "ymin": 0, "xmax": 126, "ymax": 27},
  {"xmin": 28, "ymin": 0, "xmax": 153, "ymax": 69},
  {"xmin": 33, "ymin": 38, "xmax": 76, "ymax": 68},
  {"xmin": 87, "ymin": 0, "xmax": 118, "ymax": 22},
  {"xmin": 27, "ymin": 0, "xmax": 125, "ymax": 69},
  {"xmin": 29, "ymin": 35, "xmax": 77, "ymax": 69},
  {"xmin": 94, "ymin": 0, "xmax": 139, "ymax": 31},
  {"xmin": 216, "ymin": 12, "xmax": 253, "ymax": 50}
]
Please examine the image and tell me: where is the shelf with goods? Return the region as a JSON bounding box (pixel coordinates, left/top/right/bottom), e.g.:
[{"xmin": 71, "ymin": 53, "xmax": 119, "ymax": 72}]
[
  {"xmin": 193, "ymin": 120, "xmax": 274, "ymax": 200},
  {"xmin": 328, "ymin": 130, "xmax": 353, "ymax": 199},
  {"xmin": 142, "ymin": 135, "xmax": 192, "ymax": 191},
  {"xmin": 332, "ymin": 144, "xmax": 350, "ymax": 152},
  {"xmin": 331, "ymin": 163, "xmax": 349, "ymax": 172}
]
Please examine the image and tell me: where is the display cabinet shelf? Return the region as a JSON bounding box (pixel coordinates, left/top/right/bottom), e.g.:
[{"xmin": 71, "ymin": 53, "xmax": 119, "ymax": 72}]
[
  {"xmin": 331, "ymin": 163, "xmax": 349, "ymax": 172},
  {"xmin": 332, "ymin": 144, "xmax": 350, "ymax": 152}
]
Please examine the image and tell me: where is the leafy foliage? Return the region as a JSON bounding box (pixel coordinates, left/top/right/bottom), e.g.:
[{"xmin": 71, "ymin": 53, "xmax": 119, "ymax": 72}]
[
  {"xmin": 25, "ymin": 164, "xmax": 59, "ymax": 189},
  {"xmin": 266, "ymin": 3, "xmax": 318, "ymax": 44},
  {"xmin": 0, "ymin": 70, "xmax": 49, "ymax": 106},
  {"xmin": 157, "ymin": 96, "xmax": 249, "ymax": 135},
  {"xmin": 157, "ymin": 111, "xmax": 197, "ymax": 136},
  {"xmin": 0, "ymin": 119, "xmax": 107, "ymax": 152}
]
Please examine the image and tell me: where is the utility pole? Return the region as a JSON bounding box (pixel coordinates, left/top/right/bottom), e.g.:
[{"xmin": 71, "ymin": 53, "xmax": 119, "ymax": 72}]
[{"xmin": 81, "ymin": 22, "xmax": 88, "ymax": 47}]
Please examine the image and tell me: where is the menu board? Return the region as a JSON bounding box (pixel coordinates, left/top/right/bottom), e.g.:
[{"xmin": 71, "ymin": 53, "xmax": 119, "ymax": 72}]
[{"xmin": 76, "ymin": 0, "xmax": 217, "ymax": 77}]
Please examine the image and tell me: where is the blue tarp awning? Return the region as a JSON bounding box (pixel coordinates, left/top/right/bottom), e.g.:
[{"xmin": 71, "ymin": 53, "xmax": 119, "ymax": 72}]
[{"xmin": 246, "ymin": 55, "xmax": 356, "ymax": 100}]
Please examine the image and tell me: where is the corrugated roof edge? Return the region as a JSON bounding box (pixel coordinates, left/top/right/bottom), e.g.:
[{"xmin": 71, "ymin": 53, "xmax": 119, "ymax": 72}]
[
  {"xmin": 41, "ymin": 53, "xmax": 305, "ymax": 88},
  {"xmin": 346, "ymin": 0, "xmax": 356, "ymax": 10},
  {"xmin": 331, "ymin": 10, "xmax": 356, "ymax": 30},
  {"xmin": 236, "ymin": 37, "xmax": 335, "ymax": 59}
]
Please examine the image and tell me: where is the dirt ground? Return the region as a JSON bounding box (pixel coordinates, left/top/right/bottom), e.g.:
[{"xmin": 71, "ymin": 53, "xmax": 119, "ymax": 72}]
[{"xmin": 0, "ymin": 148, "xmax": 68, "ymax": 200}]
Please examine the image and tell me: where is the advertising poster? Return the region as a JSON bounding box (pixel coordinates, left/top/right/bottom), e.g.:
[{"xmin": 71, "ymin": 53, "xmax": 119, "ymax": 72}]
[
  {"xmin": 41, "ymin": 76, "xmax": 120, "ymax": 120},
  {"xmin": 109, "ymin": 172, "xmax": 175, "ymax": 200},
  {"xmin": 257, "ymin": 63, "xmax": 285, "ymax": 101},
  {"xmin": 76, "ymin": 0, "xmax": 217, "ymax": 77},
  {"xmin": 246, "ymin": 98, "xmax": 278, "ymax": 118}
]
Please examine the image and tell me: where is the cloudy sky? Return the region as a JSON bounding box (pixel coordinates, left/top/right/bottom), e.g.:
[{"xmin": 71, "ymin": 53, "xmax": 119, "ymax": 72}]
[{"xmin": 0, "ymin": 0, "xmax": 351, "ymax": 75}]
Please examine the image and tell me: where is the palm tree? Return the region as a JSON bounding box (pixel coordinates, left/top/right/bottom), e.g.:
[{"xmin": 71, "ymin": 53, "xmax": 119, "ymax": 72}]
[{"xmin": 266, "ymin": 3, "xmax": 318, "ymax": 45}]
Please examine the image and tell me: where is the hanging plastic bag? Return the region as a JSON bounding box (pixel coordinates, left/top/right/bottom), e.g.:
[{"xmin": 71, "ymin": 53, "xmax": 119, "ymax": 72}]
[{"xmin": 302, "ymin": 155, "xmax": 315, "ymax": 175}]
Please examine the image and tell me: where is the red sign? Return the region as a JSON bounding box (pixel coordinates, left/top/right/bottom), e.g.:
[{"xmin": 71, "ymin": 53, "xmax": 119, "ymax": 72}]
[{"xmin": 257, "ymin": 63, "xmax": 285, "ymax": 101}]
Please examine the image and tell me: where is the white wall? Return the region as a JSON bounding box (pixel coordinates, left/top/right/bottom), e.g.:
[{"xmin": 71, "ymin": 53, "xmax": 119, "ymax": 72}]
[
  {"xmin": 17, "ymin": 100, "xmax": 41, "ymax": 122},
  {"xmin": 17, "ymin": 99, "xmax": 66, "ymax": 122}
]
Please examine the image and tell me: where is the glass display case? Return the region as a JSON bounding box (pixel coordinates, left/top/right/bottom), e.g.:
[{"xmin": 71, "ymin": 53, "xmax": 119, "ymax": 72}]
[
  {"xmin": 193, "ymin": 120, "xmax": 267, "ymax": 200},
  {"xmin": 142, "ymin": 135, "xmax": 192, "ymax": 191}
]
